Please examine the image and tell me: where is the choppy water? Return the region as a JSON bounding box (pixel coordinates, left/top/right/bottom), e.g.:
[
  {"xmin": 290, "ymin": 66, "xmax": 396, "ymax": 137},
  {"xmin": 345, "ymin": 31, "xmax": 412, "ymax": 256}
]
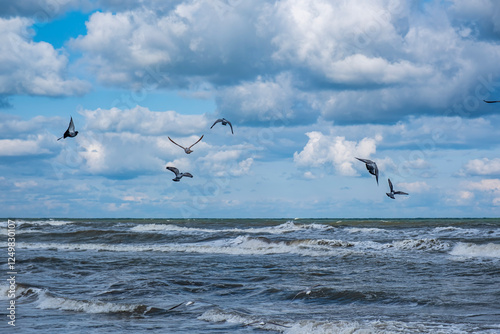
[{"xmin": 1, "ymin": 218, "xmax": 500, "ymax": 333}]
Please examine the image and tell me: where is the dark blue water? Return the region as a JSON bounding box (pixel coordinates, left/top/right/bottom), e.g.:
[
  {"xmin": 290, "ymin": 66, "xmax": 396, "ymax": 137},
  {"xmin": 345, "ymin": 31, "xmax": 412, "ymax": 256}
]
[{"xmin": 1, "ymin": 218, "xmax": 500, "ymax": 333}]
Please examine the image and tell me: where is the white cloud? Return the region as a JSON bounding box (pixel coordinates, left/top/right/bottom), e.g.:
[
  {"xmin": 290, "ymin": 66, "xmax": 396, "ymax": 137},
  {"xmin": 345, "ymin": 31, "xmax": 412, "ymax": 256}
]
[
  {"xmin": 68, "ymin": 0, "xmax": 500, "ymax": 125},
  {"xmin": 81, "ymin": 106, "xmax": 209, "ymax": 135},
  {"xmin": 293, "ymin": 131, "xmax": 380, "ymax": 176},
  {"xmin": 398, "ymin": 181, "xmax": 431, "ymax": 193},
  {"xmin": 0, "ymin": 135, "xmax": 53, "ymax": 156},
  {"xmin": 466, "ymin": 179, "xmax": 500, "ymax": 192},
  {"xmin": 0, "ymin": 17, "xmax": 90, "ymax": 96},
  {"xmin": 462, "ymin": 158, "xmax": 500, "ymax": 176}
]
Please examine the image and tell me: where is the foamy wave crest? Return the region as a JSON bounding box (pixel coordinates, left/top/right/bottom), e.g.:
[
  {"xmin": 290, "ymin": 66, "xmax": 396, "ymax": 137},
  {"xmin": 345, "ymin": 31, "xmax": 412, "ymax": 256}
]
[
  {"xmin": 198, "ymin": 308, "xmax": 291, "ymax": 331},
  {"xmin": 390, "ymin": 239, "xmax": 451, "ymax": 252},
  {"xmin": 199, "ymin": 309, "xmax": 443, "ymax": 333},
  {"xmin": 0, "ymin": 219, "xmax": 75, "ymax": 227},
  {"xmin": 450, "ymin": 242, "xmax": 500, "ymax": 258},
  {"xmin": 283, "ymin": 319, "xmax": 452, "ymax": 334},
  {"xmin": 130, "ymin": 224, "xmax": 215, "ymax": 233},
  {"xmin": 18, "ymin": 236, "xmax": 356, "ymax": 257},
  {"xmin": 21, "ymin": 287, "xmax": 151, "ymax": 314},
  {"xmin": 346, "ymin": 227, "xmax": 387, "ymax": 234},
  {"xmin": 130, "ymin": 221, "xmax": 334, "ymax": 235}
]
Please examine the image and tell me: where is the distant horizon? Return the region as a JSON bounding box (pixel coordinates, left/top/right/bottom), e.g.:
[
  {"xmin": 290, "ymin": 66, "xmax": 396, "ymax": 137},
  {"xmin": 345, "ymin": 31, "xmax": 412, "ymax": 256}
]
[{"xmin": 4, "ymin": 217, "xmax": 499, "ymax": 220}]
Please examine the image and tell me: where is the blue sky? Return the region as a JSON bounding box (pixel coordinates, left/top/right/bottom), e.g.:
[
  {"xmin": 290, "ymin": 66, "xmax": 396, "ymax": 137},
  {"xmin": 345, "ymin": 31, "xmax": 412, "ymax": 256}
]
[{"xmin": 1, "ymin": 0, "xmax": 500, "ymax": 218}]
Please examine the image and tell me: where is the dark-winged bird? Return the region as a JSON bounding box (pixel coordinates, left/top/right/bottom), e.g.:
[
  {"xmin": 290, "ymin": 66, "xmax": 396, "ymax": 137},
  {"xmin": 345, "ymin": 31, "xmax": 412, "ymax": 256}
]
[
  {"xmin": 168, "ymin": 135, "xmax": 204, "ymax": 154},
  {"xmin": 166, "ymin": 166, "xmax": 193, "ymax": 182},
  {"xmin": 386, "ymin": 178, "xmax": 409, "ymax": 199},
  {"xmin": 355, "ymin": 157, "xmax": 379, "ymax": 185},
  {"xmin": 210, "ymin": 118, "xmax": 233, "ymax": 134},
  {"xmin": 57, "ymin": 117, "xmax": 78, "ymax": 141},
  {"xmin": 483, "ymin": 100, "xmax": 500, "ymax": 103}
]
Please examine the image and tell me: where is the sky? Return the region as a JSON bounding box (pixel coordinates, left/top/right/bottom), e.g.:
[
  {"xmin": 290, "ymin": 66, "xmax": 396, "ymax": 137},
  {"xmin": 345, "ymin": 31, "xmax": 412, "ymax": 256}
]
[{"xmin": 1, "ymin": 0, "xmax": 500, "ymax": 219}]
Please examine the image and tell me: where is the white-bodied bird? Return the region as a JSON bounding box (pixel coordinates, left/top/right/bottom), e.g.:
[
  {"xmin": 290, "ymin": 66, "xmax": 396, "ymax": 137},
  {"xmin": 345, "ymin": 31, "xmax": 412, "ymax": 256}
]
[
  {"xmin": 168, "ymin": 135, "xmax": 204, "ymax": 154},
  {"xmin": 166, "ymin": 166, "xmax": 193, "ymax": 182}
]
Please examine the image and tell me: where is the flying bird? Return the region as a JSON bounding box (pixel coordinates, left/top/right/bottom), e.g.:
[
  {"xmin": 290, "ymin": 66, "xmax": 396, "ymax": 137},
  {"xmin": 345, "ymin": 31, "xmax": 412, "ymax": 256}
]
[
  {"xmin": 483, "ymin": 100, "xmax": 500, "ymax": 103},
  {"xmin": 355, "ymin": 157, "xmax": 379, "ymax": 185},
  {"xmin": 166, "ymin": 166, "xmax": 193, "ymax": 182},
  {"xmin": 210, "ymin": 118, "xmax": 233, "ymax": 134},
  {"xmin": 292, "ymin": 284, "xmax": 322, "ymax": 301},
  {"xmin": 386, "ymin": 178, "xmax": 409, "ymax": 199},
  {"xmin": 168, "ymin": 135, "xmax": 204, "ymax": 154},
  {"xmin": 57, "ymin": 117, "xmax": 78, "ymax": 141}
]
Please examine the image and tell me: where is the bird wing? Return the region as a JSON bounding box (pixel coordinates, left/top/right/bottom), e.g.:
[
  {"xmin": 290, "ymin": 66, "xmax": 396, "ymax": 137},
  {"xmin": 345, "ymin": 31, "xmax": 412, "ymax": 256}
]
[
  {"xmin": 394, "ymin": 191, "xmax": 409, "ymax": 195},
  {"xmin": 168, "ymin": 137, "xmax": 185, "ymax": 149},
  {"xmin": 166, "ymin": 166, "xmax": 179, "ymax": 176},
  {"xmin": 374, "ymin": 163, "xmax": 379, "ymax": 185},
  {"xmin": 355, "ymin": 157, "xmax": 372, "ymax": 164},
  {"xmin": 189, "ymin": 134, "xmax": 204, "ymax": 148},
  {"xmin": 227, "ymin": 120, "xmax": 234, "ymax": 134},
  {"xmin": 210, "ymin": 119, "xmax": 222, "ymax": 129},
  {"xmin": 182, "ymin": 173, "xmax": 193, "ymax": 178},
  {"xmin": 68, "ymin": 117, "xmax": 75, "ymax": 133},
  {"xmin": 388, "ymin": 178, "xmax": 394, "ymax": 192},
  {"xmin": 483, "ymin": 100, "xmax": 500, "ymax": 103}
]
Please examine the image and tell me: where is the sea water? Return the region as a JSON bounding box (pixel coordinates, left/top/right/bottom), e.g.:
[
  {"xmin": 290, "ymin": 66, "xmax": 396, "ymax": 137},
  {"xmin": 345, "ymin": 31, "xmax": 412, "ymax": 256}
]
[{"xmin": 1, "ymin": 218, "xmax": 499, "ymax": 333}]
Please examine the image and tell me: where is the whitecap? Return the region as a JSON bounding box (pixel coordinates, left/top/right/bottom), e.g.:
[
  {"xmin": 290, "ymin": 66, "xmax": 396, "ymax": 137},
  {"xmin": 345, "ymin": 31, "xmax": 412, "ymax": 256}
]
[
  {"xmin": 391, "ymin": 239, "xmax": 451, "ymax": 252},
  {"xmin": 130, "ymin": 221, "xmax": 333, "ymax": 235},
  {"xmin": 450, "ymin": 242, "xmax": 500, "ymax": 258}
]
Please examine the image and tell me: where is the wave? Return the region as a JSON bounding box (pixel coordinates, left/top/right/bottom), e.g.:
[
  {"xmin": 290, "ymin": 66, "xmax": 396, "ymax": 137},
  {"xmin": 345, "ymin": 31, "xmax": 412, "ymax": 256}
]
[
  {"xmin": 16, "ymin": 235, "xmax": 455, "ymax": 257},
  {"xmin": 130, "ymin": 221, "xmax": 334, "ymax": 235},
  {"xmin": 0, "ymin": 219, "xmax": 75, "ymax": 227},
  {"xmin": 390, "ymin": 238, "xmax": 451, "ymax": 252},
  {"xmin": 13, "ymin": 285, "xmax": 188, "ymax": 315},
  {"xmin": 449, "ymin": 242, "xmax": 500, "ymax": 258},
  {"xmin": 198, "ymin": 308, "xmax": 459, "ymax": 333},
  {"xmin": 345, "ymin": 227, "xmax": 388, "ymax": 234},
  {"xmin": 17, "ymin": 236, "xmax": 356, "ymax": 257}
]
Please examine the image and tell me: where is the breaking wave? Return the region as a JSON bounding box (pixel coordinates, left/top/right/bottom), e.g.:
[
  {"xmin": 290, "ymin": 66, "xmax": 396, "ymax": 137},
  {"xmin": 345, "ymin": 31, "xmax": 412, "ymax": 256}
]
[
  {"xmin": 449, "ymin": 242, "xmax": 500, "ymax": 258},
  {"xmin": 198, "ymin": 308, "xmax": 459, "ymax": 333},
  {"xmin": 130, "ymin": 221, "xmax": 334, "ymax": 235}
]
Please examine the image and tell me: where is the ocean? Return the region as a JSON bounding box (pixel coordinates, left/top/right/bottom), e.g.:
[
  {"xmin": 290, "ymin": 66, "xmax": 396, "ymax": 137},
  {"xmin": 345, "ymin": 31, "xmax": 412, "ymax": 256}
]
[{"xmin": 1, "ymin": 218, "xmax": 499, "ymax": 333}]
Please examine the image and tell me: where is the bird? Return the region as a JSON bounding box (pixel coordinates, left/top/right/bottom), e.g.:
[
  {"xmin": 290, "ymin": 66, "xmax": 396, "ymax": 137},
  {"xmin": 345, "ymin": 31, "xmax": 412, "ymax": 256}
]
[
  {"xmin": 292, "ymin": 284, "xmax": 322, "ymax": 301},
  {"xmin": 355, "ymin": 157, "xmax": 379, "ymax": 185},
  {"xmin": 386, "ymin": 178, "xmax": 408, "ymax": 199},
  {"xmin": 483, "ymin": 100, "xmax": 500, "ymax": 103},
  {"xmin": 210, "ymin": 118, "xmax": 233, "ymax": 134},
  {"xmin": 57, "ymin": 117, "xmax": 78, "ymax": 141},
  {"xmin": 168, "ymin": 135, "xmax": 204, "ymax": 154},
  {"xmin": 166, "ymin": 166, "xmax": 193, "ymax": 182}
]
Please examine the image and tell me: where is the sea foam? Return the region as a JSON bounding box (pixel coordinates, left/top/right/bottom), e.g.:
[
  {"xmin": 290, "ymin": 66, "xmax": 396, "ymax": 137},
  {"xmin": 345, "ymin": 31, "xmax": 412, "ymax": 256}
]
[{"xmin": 450, "ymin": 242, "xmax": 500, "ymax": 258}]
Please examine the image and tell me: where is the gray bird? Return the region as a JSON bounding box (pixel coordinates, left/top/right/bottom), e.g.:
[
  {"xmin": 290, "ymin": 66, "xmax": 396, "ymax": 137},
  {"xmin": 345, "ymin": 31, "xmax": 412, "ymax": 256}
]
[
  {"xmin": 355, "ymin": 157, "xmax": 379, "ymax": 185},
  {"xmin": 210, "ymin": 118, "xmax": 233, "ymax": 134},
  {"xmin": 57, "ymin": 117, "xmax": 78, "ymax": 141},
  {"xmin": 168, "ymin": 135, "xmax": 204, "ymax": 154},
  {"xmin": 166, "ymin": 166, "xmax": 193, "ymax": 182},
  {"xmin": 386, "ymin": 178, "xmax": 408, "ymax": 199},
  {"xmin": 483, "ymin": 100, "xmax": 500, "ymax": 103}
]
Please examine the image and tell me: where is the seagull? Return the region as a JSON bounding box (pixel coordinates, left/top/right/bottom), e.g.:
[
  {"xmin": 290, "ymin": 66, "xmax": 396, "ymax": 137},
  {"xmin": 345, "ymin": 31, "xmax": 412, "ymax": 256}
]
[
  {"xmin": 57, "ymin": 117, "xmax": 78, "ymax": 141},
  {"xmin": 166, "ymin": 167, "xmax": 193, "ymax": 182},
  {"xmin": 483, "ymin": 100, "xmax": 500, "ymax": 103},
  {"xmin": 355, "ymin": 157, "xmax": 379, "ymax": 185},
  {"xmin": 386, "ymin": 178, "xmax": 409, "ymax": 199},
  {"xmin": 210, "ymin": 118, "xmax": 233, "ymax": 134},
  {"xmin": 292, "ymin": 284, "xmax": 322, "ymax": 301},
  {"xmin": 168, "ymin": 135, "xmax": 204, "ymax": 154}
]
